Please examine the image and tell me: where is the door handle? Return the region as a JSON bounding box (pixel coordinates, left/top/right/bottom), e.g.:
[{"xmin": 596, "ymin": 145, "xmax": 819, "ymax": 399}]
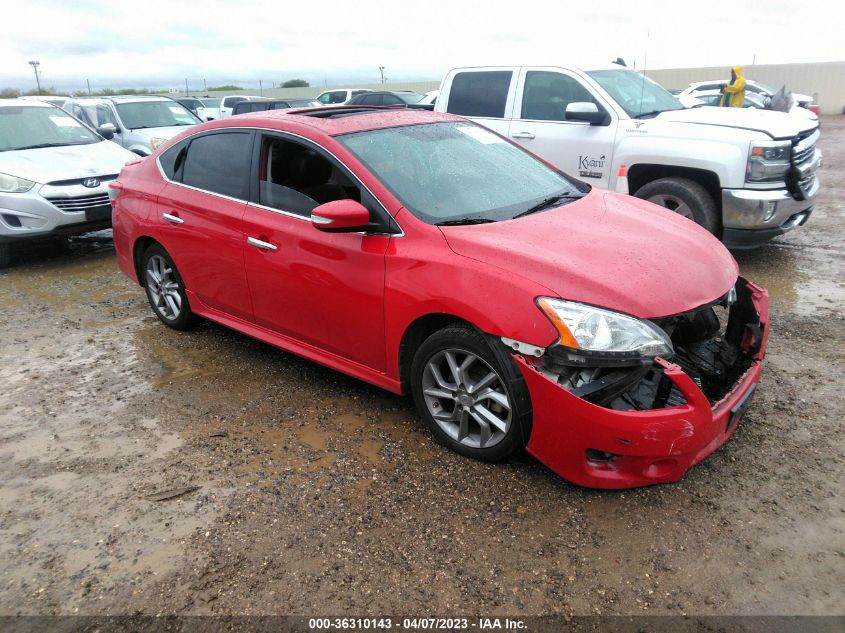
[
  {"xmin": 511, "ymin": 132, "xmax": 536, "ymax": 140},
  {"xmin": 247, "ymin": 236, "xmax": 278, "ymax": 251},
  {"xmin": 162, "ymin": 212, "xmax": 184, "ymax": 224}
]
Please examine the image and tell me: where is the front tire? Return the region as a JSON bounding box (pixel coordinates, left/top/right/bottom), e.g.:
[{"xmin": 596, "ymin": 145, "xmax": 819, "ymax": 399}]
[
  {"xmin": 635, "ymin": 177, "xmax": 719, "ymax": 235},
  {"xmin": 410, "ymin": 325, "xmax": 531, "ymax": 462},
  {"xmin": 0, "ymin": 243, "xmax": 11, "ymax": 269},
  {"xmin": 141, "ymin": 244, "xmax": 199, "ymax": 330}
]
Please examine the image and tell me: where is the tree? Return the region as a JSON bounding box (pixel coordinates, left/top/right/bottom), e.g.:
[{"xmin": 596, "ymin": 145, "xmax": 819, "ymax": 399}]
[
  {"xmin": 282, "ymin": 79, "xmax": 309, "ymax": 88},
  {"xmin": 0, "ymin": 88, "xmax": 21, "ymax": 99},
  {"xmin": 207, "ymin": 84, "xmax": 243, "ymax": 91}
]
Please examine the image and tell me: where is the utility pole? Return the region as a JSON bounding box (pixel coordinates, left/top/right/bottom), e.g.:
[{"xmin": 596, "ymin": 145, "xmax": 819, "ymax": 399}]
[
  {"xmin": 184, "ymin": 78, "xmax": 189, "ymax": 96},
  {"xmin": 28, "ymin": 61, "xmax": 41, "ymax": 93},
  {"xmin": 203, "ymin": 78, "xmax": 207, "ymax": 93},
  {"xmin": 86, "ymin": 78, "xmax": 92, "ymax": 96},
  {"xmin": 379, "ymin": 66, "xmax": 385, "ymax": 84},
  {"xmin": 259, "ymin": 79, "xmax": 263, "ymax": 96}
]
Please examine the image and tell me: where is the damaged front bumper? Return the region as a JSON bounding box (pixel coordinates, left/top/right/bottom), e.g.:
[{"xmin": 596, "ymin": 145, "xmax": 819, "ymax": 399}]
[{"xmin": 517, "ymin": 278, "xmax": 769, "ymax": 489}]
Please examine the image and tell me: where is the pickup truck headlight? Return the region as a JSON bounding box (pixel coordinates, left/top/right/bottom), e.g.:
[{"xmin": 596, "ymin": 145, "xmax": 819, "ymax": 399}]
[
  {"xmin": 746, "ymin": 141, "xmax": 790, "ymax": 183},
  {"xmin": 0, "ymin": 172, "xmax": 36, "ymax": 193},
  {"xmin": 537, "ymin": 298, "xmax": 673, "ymax": 363}
]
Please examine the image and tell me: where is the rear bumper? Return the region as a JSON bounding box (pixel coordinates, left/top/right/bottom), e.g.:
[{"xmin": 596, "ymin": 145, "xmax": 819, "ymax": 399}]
[{"xmin": 520, "ymin": 281, "xmax": 769, "ymax": 489}]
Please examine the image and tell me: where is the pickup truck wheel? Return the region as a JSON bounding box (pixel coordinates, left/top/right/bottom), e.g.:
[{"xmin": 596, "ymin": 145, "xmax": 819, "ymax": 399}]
[
  {"xmin": 410, "ymin": 325, "xmax": 531, "ymax": 462},
  {"xmin": 0, "ymin": 243, "xmax": 11, "ymax": 269},
  {"xmin": 141, "ymin": 244, "xmax": 199, "ymax": 330},
  {"xmin": 635, "ymin": 177, "xmax": 719, "ymax": 235}
]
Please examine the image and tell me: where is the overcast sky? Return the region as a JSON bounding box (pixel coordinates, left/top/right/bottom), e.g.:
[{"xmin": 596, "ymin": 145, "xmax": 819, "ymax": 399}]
[{"xmin": 2, "ymin": 0, "xmax": 841, "ymax": 92}]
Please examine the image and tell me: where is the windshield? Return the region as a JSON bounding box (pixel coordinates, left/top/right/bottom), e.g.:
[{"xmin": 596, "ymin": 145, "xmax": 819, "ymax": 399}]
[
  {"xmin": 588, "ymin": 69, "xmax": 684, "ymax": 117},
  {"xmin": 397, "ymin": 92, "xmax": 424, "ymax": 104},
  {"xmin": 200, "ymin": 99, "xmax": 220, "ymax": 107},
  {"xmin": 116, "ymin": 101, "xmax": 200, "ymax": 129},
  {"xmin": 337, "ymin": 121, "xmax": 585, "ymax": 224},
  {"xmin": 0, "ymin": 106, "xmax": 100, "ymax": 152}
]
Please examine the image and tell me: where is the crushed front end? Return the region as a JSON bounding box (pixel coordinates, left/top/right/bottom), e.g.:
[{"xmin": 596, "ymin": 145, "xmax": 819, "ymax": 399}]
[{"xmin": 516, "ymin": 278, "xmax": 768, "ymax": 489}]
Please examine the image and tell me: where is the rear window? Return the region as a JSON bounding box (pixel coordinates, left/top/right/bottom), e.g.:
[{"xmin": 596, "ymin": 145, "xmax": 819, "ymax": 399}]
[
  {"xmin": 180, "ymin": 131, "xmax": 252, "ymax": 199},
  {"xmin": 446, "ymin": 71, "xmax": 512, "ymax": 118}
]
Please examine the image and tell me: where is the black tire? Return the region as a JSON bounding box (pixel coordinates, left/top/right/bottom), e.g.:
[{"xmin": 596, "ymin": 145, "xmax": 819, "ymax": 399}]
[
  {"xmin": 410, "ymin": 325, "xmax": 532, "ymax": 462},
  {"xmin": 634, "ymin": 177, "xmax": 720, "ymax": 235},
  {"xmin": 0, "ymin": 243, "xmax": 11, "ymax": 269},
  {"xmin": 141, "ymin": 244, "xmax": 199, "ymax": 330}
]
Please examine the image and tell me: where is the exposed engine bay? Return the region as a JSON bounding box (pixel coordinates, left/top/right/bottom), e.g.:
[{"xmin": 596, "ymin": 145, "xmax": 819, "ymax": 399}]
[{"xmin": 532, "ymin": 278, "xmax": 764, "ymax": 411}]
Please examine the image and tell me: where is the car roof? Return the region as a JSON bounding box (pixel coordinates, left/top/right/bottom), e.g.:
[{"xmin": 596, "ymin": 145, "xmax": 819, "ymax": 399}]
[
  {"xmin": 204, "ymin": 107, "xmax": 462, "ymax": 136},
  {"xmin": 69, "ymin": 95, "xmax": 173, "ymax": 103},
  {"xmin": 0, "ymin": 98, "xmax": 54, "ymax": 108}
]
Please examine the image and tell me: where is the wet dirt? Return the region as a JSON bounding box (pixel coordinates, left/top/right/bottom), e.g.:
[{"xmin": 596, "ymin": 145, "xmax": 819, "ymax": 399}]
[{"xmin": 1, "ymin": 119, "xmax": 843, "ymax": 617}]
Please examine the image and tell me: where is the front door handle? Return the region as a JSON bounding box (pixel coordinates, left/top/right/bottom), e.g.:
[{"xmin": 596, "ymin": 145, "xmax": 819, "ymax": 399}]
[
  {"xmin": 247, "ymin": 236, "xmax": 278, "ymax": 251},
  {"xmin": 511, "ymin": 132, "xmax": 536, "ymax": 140},
  {"xmin": 162, "ymin": 212, "xmax": 184, "ymax": 224}
]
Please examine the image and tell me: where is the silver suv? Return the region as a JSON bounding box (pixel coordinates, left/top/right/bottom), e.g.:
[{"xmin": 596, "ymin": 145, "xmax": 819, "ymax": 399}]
[
  {"xmin": 0, "ymin": 100, "xmax": 136, "ymax": 267},
  {"xmin": 63, "ymin": 95, "xmax": 201, "ymax": 156}
]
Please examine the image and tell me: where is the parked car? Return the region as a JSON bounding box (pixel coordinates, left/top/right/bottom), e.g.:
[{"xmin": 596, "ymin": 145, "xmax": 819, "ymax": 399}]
[
  {"xmin": 0, "ymin": 99, "xmax": 136, "ymax": 267},
  {"xmin": 111, "ymin": 107, "xmax": 769, "ymax": 489},
  {"xmin": 419, "ymin": 90, "xmax": 439, "ymax": 106},
  {"xmin": 19, "ymin": 95, "xmax": 68, "ymax": 108},
  {"xmin": 231, "ymin": 99, "xmax": 320, "ymax": 115},
  {"xmin": 680, "ymin": 79, "xmax": 815, "ymax": 110},
  {"xmin": 679, "ymin": 88, "xmax": 818, "ymax": 123},
  {"xmin": 316, "ymin": 89, "xmax": 372, "ymax": 105},
  {"xmin": 196, "ymin": 98, "xmax": 220, "ymax": 121},
  {"xmin": 176, "ymin": 97, "xmax": 203, "ymax": 115},
  {"xmin": 435, "ymin": 65, "xmax": 821, "ymax": 248},
  {"xmin": 218, "ymin": 95, "xmax": 269, "ymax": 118},
  {"xmin": 63, "ymin": 95, "xmax": 201, "ymax": 156},
  {"xmin": 346, "ymin": 91, "xmax": 428, "ymax": 107}
]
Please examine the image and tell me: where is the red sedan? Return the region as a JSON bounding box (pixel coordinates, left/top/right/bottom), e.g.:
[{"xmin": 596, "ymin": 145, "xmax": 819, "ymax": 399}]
[{"xmin": 110, "ymin": 107, "xmax": 768, "ymax": 489}]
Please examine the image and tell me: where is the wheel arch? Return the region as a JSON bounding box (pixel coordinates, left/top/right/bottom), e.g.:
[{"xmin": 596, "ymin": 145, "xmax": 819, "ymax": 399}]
[
  {"xmin": 627, "ymin": 164, "xmax": 722, "ymax": 214},
  {"xmin": 398, "ymin": 313, "xmax": 474, "ymax": 393},
  {"xmin": 132, "ymin": 235, "xmax": 160, "ymax": 285}
]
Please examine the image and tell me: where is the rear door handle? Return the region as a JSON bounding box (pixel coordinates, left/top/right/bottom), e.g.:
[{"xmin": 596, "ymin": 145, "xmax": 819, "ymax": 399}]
[
  {"xmin": 162, "ymin": 212, "xmax": 184, "ymax": 224},
  {"xmin": 247, "ymin": 236, "xmax": 278, "ymax": 251},
  {"xmin": 511, "ymin": 132, "xmax": 536, "ymax": 140}
]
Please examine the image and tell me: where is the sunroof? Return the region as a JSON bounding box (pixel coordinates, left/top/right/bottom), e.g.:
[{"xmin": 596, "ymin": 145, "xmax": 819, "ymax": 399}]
[{"xmin": 294, "ymin": 106, "xmax": 404, "ymax": 119}]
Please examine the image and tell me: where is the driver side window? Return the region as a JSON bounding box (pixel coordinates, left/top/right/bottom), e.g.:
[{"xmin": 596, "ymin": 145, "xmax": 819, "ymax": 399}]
[{"xmin": 521, "ymin": 71, "xmax": 596, "ymax": 121}]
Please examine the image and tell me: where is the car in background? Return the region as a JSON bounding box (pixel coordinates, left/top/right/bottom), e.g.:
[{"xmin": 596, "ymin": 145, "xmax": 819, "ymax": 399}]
[
  {"xmin": 19, "ymin": 95, "xmax": 69, "ymax": 108},
  {"xmin": 680, "ymin": 79, "xmax": 815, "ymax": 110},
  {"xmin": 346, "ymin": 91, "xmax": 428, "ymax": 107},
  {"xmin": 197, "ymin": 98, "xmax": 220, "ymax": 121},
  {"xmin": 232, "ymin": 99, "xmax": 321, "ymax": 115},
  {"xmin": 315, "ymin": 88, "xmax": 372, "ymax": 105},
  {"xmin": 681, "ymin": 88, "xmax": 818, "ymax": 122},
  {"xmin": 63, "ymin": 95, "xmax": 201, "ymax": 156},
  {"xmin": 419, "ymin": 90, "xmax": 439, "ymax": 106},
  {"xmin": 218, "ymin": 95, "xmax": 269, "ymax": 118},
  {"xmin": 0, "ymin": 99, "xmax": 135, "ymax": 267},
  {"xmin": 176, "ymin": 97, "xmax": 203, "ymax": 115},
  {"xmin": 111, "ymin": 107, "xmax": 769, "ymax": 489}
]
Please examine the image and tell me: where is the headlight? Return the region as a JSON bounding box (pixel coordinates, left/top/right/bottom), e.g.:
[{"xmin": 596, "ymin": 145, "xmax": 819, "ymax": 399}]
[
  {"xmin": 746, "ymin": 141, "xmax": 790, "ymax": 184},
  {"xmin": 149, "ymin": 137, "xmax": 167, "ymax": 151},
  {"xmin": 537, "ymin": 298, "xmax": 673, "ymax": 362},
  {"xmin": 0, "ymin": 172, "xmax": 36, "ymax": 193}
]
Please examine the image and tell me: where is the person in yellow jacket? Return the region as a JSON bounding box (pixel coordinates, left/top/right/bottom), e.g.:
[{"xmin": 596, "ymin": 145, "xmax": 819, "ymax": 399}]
[{"xmin": 720, "ymin": 65, "xmax": 746, "ymax": 107}]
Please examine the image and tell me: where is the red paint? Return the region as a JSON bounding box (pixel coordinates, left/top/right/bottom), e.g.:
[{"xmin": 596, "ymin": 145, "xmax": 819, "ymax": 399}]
[{"xmin": 112, "ymin": 109, "xmax": 767, "ymax": 488}]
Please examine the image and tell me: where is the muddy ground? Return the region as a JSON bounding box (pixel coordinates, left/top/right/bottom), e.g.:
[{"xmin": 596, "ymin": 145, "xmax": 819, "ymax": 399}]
[{"xmin": 1, "ymin": 117, "xmax": 843, "ymax": 620}]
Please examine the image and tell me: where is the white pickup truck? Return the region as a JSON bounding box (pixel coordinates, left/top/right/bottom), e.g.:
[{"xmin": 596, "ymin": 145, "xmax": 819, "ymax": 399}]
[{"xmin": 435, "ymin": 66, "xmax": 822, "ymax": 248}]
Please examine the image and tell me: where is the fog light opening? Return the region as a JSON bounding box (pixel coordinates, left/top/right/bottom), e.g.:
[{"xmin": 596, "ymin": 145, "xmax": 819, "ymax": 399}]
[{"xmin": 586, "ymin": 449, "xmax": 621, "ymax": 464}]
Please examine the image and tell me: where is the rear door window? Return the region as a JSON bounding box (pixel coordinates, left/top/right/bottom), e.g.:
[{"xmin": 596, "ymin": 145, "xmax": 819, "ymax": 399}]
[
  {"xmin": 446, "ymin": 71, "xmax": 513, "ymax": 118},
  {"xmin": 159, "ymin": 138, "xmax": 190, "ymax": 180},
  {"xmin": 180, "ymin": 131, "xmax": 253, "ymax": 199}
]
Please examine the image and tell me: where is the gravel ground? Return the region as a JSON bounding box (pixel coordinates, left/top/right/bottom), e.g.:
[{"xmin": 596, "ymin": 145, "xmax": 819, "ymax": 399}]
[{"xmin": 0, "ymin": 117, "xmax": 842, "ymax": 618}]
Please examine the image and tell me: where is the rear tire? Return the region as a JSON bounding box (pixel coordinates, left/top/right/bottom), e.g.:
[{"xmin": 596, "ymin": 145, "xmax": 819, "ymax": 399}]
[
  {"xmin": 410, "ymin": 325, "xmax": 532, "ymax": 462},
  {"xmin": 635, "ymin": 177, "xmax": 719, "ymax": 235},
  {"xmin": 0, "ymin": 243, "xmax": 10, "ymax": 269},
  {"xmin": 141, "ymin": 244, "xmax": 199, "ymax": 330}
]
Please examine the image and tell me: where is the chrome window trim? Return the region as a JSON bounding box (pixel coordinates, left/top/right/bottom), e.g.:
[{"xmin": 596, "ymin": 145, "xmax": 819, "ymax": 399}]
[{"xmin": 154, "ymin": 125, "xmax": 404, "ymax": 237}]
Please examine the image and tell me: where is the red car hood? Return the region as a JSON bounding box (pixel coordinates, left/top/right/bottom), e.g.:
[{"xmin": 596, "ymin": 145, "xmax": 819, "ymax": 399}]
[{"xmin": 439, "ymin": 191, "xmax": 738, "ymax": 318}]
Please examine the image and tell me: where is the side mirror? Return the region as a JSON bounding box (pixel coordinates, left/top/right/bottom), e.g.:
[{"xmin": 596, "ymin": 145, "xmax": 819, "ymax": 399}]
[
  {"xmin": 97, "ymin": 123, "xmax": 118, "ymax": 139},
  {"xmin": 565, "ymin": 102, "xmax": 607, "ymax": 125},
  {"xmin": 311, "ymin": 199, "xmax": 370, "ymax": 232}
]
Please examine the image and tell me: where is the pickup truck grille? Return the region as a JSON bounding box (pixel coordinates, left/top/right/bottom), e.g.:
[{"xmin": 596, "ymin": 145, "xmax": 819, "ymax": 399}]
[
  {"xmin": 790, "ymin": 129, "xmax": 820, "ymax": 199},
  {"xmin": 46, "ymin": 193, "xmax": 111, "ymax": 212}
]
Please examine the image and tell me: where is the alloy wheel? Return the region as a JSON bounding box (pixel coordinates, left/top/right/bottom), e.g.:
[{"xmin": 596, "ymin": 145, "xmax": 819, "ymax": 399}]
[
  {"xmin": 646, "ymin": 193, "xmax": 694, "ymax": 219},
  {"xmin": 145, "ymin": 254, "xmax": 182, "ymax": 320}
]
